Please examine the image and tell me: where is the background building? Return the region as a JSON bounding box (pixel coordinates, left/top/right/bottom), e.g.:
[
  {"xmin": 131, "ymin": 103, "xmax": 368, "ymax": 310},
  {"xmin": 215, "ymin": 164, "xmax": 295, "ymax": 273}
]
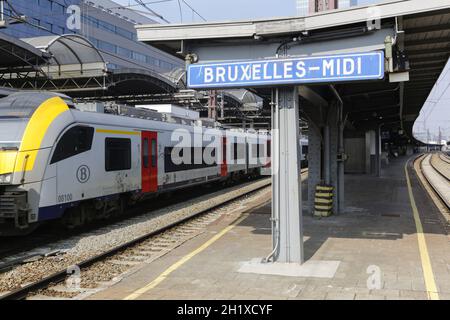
[
  {"xmin": 297, "ymin": 0, "xmax": 360, "ymax": 16},
  {"xmin": 311, "ymin": 0, "xmax": 338, "ymax": 13},
  {"xmin": 0, "ymin": 0, "xmax": 182, "ymax": 73}
]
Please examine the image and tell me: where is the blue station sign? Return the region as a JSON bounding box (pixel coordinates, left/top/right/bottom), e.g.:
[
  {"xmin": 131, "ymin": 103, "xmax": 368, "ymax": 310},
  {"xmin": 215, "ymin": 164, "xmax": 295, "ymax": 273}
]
[{"xmin": 187, "ymin": 51, "xmax": 384, "ymax": 89}]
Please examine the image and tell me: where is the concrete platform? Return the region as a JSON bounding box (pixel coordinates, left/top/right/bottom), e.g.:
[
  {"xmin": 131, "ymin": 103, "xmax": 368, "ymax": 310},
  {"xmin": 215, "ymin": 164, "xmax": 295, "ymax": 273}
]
[{"xmin": 88, "ymin": 157, "xmax": 450, "ymax": 300}]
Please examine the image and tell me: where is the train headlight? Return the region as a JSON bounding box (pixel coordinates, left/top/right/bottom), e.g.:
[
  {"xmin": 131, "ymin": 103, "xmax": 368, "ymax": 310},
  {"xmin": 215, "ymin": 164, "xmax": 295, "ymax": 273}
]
[{"xmin": 0, "ymin": 173, "xmax": 12, "ymax": 184}]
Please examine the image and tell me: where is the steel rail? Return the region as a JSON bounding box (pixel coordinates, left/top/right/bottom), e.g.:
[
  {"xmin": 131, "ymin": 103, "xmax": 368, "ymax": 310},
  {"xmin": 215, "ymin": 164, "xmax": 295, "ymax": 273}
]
[
  {"xmin": 417, "ymin": 154, "xmax": 450, "ymax": 212},
  {"xmin": 0, "ymin": 171, "xmax": 305, "ymax": 300}
]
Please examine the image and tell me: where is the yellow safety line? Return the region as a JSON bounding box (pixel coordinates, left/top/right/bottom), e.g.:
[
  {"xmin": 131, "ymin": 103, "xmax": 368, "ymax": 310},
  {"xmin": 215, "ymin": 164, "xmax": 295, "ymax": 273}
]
[
  {"xmin": 404, "ymin": 160, "xmax": 440, "ymax": 300},
  {"xmin": 123, "ymin": 214, "xmax": 248, "ymax": 300},
  {"xmin": 96, "ymin": 129, "xmax": 140, "ymax": 135}
]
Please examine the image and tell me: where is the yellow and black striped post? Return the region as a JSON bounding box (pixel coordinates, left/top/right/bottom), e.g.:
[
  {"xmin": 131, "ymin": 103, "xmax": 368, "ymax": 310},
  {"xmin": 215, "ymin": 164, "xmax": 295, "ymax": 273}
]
[{"xmin": 314, "ymin": 185, "xmax": 334, "ymax": 217}]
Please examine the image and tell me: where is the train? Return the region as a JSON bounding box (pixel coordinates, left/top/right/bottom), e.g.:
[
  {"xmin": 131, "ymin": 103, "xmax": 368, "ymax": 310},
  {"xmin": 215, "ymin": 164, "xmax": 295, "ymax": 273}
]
[
  {"xmin": 0, "ymin": 92, "xmax": 276, "ymax": 235},
  {"xmin": 300, "ymin": 137, "xmax": 308, "ymax": 166}
]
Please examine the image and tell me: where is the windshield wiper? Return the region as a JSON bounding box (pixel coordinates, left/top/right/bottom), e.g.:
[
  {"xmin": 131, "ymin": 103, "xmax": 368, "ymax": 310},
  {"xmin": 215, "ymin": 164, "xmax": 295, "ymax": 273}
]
[{"xmin": 0, "ymin": 146, "xmax": 18, "ymax": 151}]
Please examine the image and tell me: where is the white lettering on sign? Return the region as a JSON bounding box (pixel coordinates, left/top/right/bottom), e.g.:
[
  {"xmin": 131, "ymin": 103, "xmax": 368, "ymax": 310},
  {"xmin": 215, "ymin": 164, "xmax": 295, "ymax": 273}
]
[
  {"xmin": 217, "ymin": 67, "xmax": 226, "ymax": 83},
  {"xmin": 195, "ymin": 52, "xmax": 382, "ymax": 87},
  {"xmin": 284, "ymin": 61, "xmax": 293, "ymax": 79},
  {"xmin": 323, "ymin": 60, "xmax": 334, "ymax": 77},
  {"xmin": 204, "ymin": 67, "xmax": 214, "ymax": 83},
  {"xmin": 253, "ymin": 64, "xmax": 261, "ymax": 80},
  {"xmin": 322, "ymin": 57, "xmax": 364, "ymax": 77},
  {"xmin": 343, "ymin": 58, "xmax": 354, "ymax": 75},
  {"xmin": 273, "ymin": 63, "xmax": 282, "ymax": 79},
  {"xmin": 263, "ymin": 63, "xmax": 272, "ymax": 80},
  {"xmin": 296, "ymin": 61, "xmax": 306, "ymax": 78},
  {"xmin": 229, "ymin": 66, "xmax": 238, "ymax": 82},
  {"xmin": 242, "ymin": 65, "xmax": 251, "ymax": 81},
  {"xmin": 205, "ymin": 62, "xmax": 315, "ymax": 83}
]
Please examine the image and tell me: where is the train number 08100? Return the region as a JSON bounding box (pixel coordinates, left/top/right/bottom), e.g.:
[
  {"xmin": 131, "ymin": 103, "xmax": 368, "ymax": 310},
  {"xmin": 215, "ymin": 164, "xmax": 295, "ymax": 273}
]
[{"xmin": 57, "ymin": 193, "xmax": 73, "ymax": 203}]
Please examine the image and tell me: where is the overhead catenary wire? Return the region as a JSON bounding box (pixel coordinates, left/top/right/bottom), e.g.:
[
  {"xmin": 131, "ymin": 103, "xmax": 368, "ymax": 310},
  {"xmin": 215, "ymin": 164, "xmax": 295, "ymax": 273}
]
[
  {"xmin": 180, "ymin": 0, "xmax": 206, "ymax": 22},
  {"xmin": 7, "ymin": 0, "xmax": 204, "ymax": 26},
  {"xmin": 108, "ymin": 0, "xmax": 175, "ymax": 10},
  {"xmin": 4, "ymin": 0, "xmax": 170, "ymax": 22},
  {"xmin": 134, "ymin": 0, "xmax": 171, "ymax": 23},
  {"xmin": 177, "ymin": 0, "xmax": 183, "ymax": 23}
]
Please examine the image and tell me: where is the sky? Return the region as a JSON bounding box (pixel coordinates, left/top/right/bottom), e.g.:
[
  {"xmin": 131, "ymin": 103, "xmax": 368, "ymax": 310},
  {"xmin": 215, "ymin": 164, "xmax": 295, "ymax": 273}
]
[
  {"xmin": 116, "ymin": 0, "xmax": 450, "ymax": 142},
  {"xmin": 116, "ymin": 0, "xmax": 297, "ymax": 23}
]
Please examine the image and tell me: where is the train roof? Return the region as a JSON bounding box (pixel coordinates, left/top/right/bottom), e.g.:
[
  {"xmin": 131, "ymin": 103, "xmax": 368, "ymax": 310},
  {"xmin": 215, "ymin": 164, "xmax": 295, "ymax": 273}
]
[{"xmin": 0, "ymin": 91, "xmax": 73, "ymax": 119}]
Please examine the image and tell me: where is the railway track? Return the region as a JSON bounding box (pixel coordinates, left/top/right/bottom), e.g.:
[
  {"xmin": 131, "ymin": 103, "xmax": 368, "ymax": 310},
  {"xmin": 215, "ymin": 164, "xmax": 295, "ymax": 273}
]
[
  {"xmin": 438, "ymin": 152, "xmax": 450, "ymax": 165},
  {"xmin": 414, "ymin": 153, "xmax": 450, "ymax": 227},
  {"xmin": 432, "ymin": 153, "xmax": 450, "ymax": 181},
  {"xmin": 0, "ymin": 170, "xmax": 307, "ymax": 300},
  {"xmin": 0, "ymin": 176, "xmax": 265, "ymax": 266}
]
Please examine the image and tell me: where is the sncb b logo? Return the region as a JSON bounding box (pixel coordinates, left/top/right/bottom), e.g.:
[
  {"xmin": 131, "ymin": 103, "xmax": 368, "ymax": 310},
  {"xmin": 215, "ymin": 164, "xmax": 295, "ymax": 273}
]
[{"xmin": 76, "ymin": 165, "xmax": 90, "ymax": 183}]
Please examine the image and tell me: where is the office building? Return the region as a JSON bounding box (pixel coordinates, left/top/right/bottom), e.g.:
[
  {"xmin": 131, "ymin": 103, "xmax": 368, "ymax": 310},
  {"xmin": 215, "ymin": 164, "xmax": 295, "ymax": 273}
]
[
  {"xmin": 297, "ymin": 0, "xmax": 361, "ymax": 16},
  {"xmin": 0, "ymin": 0, "xmax": 182, "ymax": 73}
]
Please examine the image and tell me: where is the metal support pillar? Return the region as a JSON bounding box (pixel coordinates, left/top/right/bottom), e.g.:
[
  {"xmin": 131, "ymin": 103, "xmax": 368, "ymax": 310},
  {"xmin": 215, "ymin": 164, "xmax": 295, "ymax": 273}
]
[
  {"xmin": 0, "ymin": 1, "xmax": 4, "ymax": 23},
  {"xmin": 323, "ymin": 125, "xmax": 331, "ymax": 185},
  {"xmin": 307, "ymin": 122, "xmax": 322, "ymax": 214},
  {"xmin": 272, "ymin": 86, "xmax": 304, "ymax": 263},
  {"xmin": 208, "ymin": 90, "xmax": 217, "ymax": 120},
  {"xmin": 337, "ymin": 113, "xmax": 345, "ymax": 214},
  {"xmin": 365, "ymin": 130, "xmax": 376, "ymax": 175},
  {"xmin": 375, "ymin": 126, "xmax": 381, "ymax": 177},
  {"xmin": 329, "ymin": 84, "xmax": 346, "ymax": 214},
  {"xmin": 328, "ymin": 106, "xmax": 339, "ymax": 215}
]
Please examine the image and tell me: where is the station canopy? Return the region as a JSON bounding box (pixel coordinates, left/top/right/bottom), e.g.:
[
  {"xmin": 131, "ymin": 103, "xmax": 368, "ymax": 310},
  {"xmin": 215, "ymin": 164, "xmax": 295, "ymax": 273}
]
[
  {"xmin": 0, "ymin": 33, "xmax": 261, "ymax": 124},
  {"xmin": 135, "ymin": 0, "xmax": 450, "ymax": 140},
  {"xmin": 0, "ymin": 34, "xmax": 181, "ymax": 97},
  {"xmin": 0, "ymin": 32, "xmax": 48, "ymax": 74},
  {"xmin": 22, "ymin": 35, "xmax": 106, "ymax": 79}
]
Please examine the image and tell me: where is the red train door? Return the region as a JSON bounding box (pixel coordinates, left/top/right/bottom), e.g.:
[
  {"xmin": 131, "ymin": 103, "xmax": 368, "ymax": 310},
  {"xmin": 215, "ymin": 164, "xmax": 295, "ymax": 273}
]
[
  {"xmin": 221, "ymin": 136, "xmax": 227, "ymax": 177},
  {"xmin": 141, "ymin": 131, "xmax": 158, "ymax": 193}
]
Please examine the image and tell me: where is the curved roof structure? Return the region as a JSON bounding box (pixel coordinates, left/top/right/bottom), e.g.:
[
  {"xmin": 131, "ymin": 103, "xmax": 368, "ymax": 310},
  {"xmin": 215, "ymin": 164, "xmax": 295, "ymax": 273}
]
[
  {"xmin": 0, "ymin": 34, "xmax": 180, "ymax": 96},
  {"xmin": 225, "ymin": 89, "xmax": 262, "ymax": 107},
  {"xmin": 0, "ymin": 32, "xmax": 48, "ymax": 71},
  {"xmin": 21, "ymin": 35, "xmax": 107, "ymax": 79},
  {"xmin": 67, "ymin": 68, "xmax": 179, "ymax": 99}
]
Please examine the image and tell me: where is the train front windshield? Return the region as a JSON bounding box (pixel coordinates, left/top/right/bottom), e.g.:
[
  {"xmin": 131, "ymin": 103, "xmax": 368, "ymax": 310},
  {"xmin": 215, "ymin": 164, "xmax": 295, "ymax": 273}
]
[
  {"xmin": 0, "ymin": 94, "xmax": 38, "ymax": 150},
  {"xmin": 0, "ymin": 119, "xmax": 27, "ymax": 150}
]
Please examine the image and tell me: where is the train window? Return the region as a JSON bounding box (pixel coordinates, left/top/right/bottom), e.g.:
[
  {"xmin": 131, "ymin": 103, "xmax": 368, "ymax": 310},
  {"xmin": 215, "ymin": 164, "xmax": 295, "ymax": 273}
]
[
  {"xmin": 257, "ymin": 144, "xmax": 265, "ymax": 158},
  {"xmin": 105, "ymin": 138, "xmax": 131, "ymax": 171},
  {"xmin": 251, "ymin": 144, "xmax": 258, "ymax": 158},
  {"xmin": 232, "ymin": 143, "xmax": 246, "ymax": 160},
  {"xmin": 50, "ymin": 126, "xmax": 94, "ymax": 164},
  {"xmin": 302, "ymin": 145, "xmax": 308, "ymax": 155},
  {"xmin": 151, "ymin": 139, "xmax": 157, "ymax": 167},
  {"xmin": 143, "ymin": 138, "xmax": 149, "ymax": 168},
  {"xmin": 164, "ymin": 147, "xmax": 217, "ymax": 173}
]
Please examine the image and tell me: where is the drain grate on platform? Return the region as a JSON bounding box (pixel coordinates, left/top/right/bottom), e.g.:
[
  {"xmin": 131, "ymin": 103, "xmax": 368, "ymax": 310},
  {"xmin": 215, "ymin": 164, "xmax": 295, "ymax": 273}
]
[{"xmin": 361, "ymin": 231, "xmax": 402, "ymax": 239}]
